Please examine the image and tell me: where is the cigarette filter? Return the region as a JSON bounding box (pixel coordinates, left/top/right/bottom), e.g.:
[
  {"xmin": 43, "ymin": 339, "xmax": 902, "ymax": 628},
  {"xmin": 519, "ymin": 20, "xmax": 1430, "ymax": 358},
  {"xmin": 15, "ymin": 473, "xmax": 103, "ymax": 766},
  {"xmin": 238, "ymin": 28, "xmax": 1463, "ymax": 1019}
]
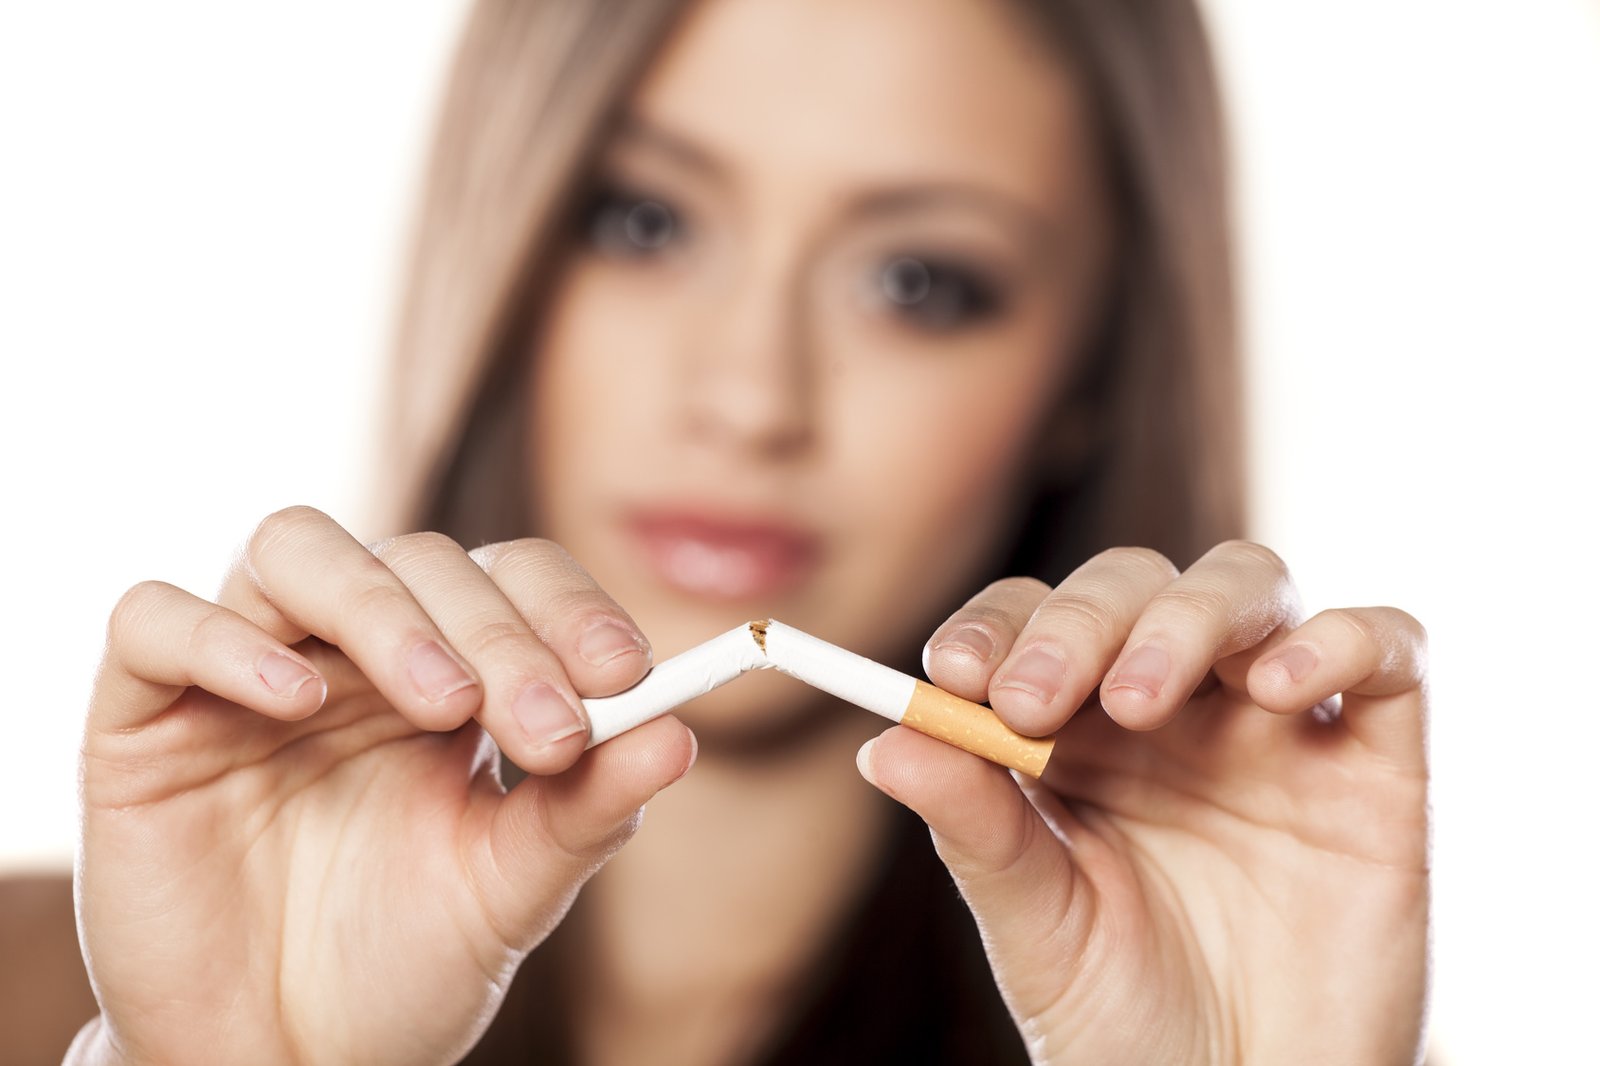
[{"xmin": 581, "ymin": 619, "xmax": 1054, "ymax": 778}]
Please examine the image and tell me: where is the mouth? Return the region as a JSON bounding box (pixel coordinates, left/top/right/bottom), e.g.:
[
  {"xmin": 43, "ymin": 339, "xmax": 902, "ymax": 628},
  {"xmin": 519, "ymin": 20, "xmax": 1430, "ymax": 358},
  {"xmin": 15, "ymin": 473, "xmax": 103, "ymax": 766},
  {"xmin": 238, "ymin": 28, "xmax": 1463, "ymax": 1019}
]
[{"xmin": 625, "ymin": 507, "xmax": 824, "ymax": 601}]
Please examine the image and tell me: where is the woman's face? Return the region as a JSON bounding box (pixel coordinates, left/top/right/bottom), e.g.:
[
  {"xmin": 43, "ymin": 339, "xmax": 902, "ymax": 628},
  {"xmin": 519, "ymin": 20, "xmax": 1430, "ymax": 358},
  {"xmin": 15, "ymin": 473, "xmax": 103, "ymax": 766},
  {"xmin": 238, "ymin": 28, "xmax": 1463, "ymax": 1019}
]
[{"xmin": 529, "ymin": 0, "xmax": 1111, "ymax": 739}]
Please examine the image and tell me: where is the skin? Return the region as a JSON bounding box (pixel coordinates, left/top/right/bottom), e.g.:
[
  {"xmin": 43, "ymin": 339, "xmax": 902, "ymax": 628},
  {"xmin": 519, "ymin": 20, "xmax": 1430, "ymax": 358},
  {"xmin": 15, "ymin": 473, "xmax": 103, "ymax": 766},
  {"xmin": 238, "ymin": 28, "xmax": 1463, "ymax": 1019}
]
[
  {"xmin": 896, "ymin": 556, "xmax": 1429, "ymax": 1063},
  {"xmin": 529, "ymin": 0, "xmax": 1106, "ymax": 697},
  {"xmin": 68, "ymin": 0, "xmax": 1429, "ymax": 1064},
  {"xmin": 526, "ymin": 2, "xmax": 1107, "ymax": 1059},
  {"xmin": 70, "ymin": 517, "xmax": 696, "ymax": 1066}
]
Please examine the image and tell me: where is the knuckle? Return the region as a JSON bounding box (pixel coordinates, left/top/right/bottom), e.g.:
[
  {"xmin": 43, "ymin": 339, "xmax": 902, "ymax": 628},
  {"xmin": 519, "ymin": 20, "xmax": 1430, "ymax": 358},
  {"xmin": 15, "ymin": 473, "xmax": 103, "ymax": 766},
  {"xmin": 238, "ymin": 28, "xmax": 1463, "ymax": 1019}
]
[
  {"xmin": 248, "ymin": 505, "xmax": 329, "ymax": 562},
  {"xmin": 108, "ymin": 580, "xmax": 173, "ymax": 641},
  {"xmin": 981, "ymin": 575, "xmax": 1051, "ymax": 603},
  {"xmin": 555, "ymin": 597, "xmax": 634, "ymax": 642},
  {"xmin": 599, "ymin": 809, "xmax": 645, "ymax": 855},
  {"xmin": 366, "ymin": 535, "xmax": 400, "ymax": 558},
  {"xmin": 484, "ymin": 537, "xmax": 579, "ymax": 583},
  {"xmin": 1393, "ymin": 609, "xmax": 1431, "ymax": 679},
  {"xmin": 1397, "ymin": 609, "xmax": 1429, "ymax": 655},
  {"xmin": 1326, "ymin": 606, "xmax": 1377, "ymax": 647},
  {"xmin": 1035, "ymin": 592, "xmax": 1122, "ymax": 640},
  {"xmin": 532, "ymin": 789, "xmax": 641, "ymax": 867},
  {"xmin": 1345, "ymin": 606, "xmax": 1430, "ymax": 674},
  {"xmin": 1373, "ymin": 605, "xmax": 1428, "ymax": 648},
  {"xmin": 944, "ymin": 578, "xmax": 1049, "ymax": 638},
  {"xmin": 517, "ymin": 789, "xmax": 573, "ymax": 864},
  {"xmin": 1150, "ymin": 582, "xmax": 1233, "ymax": 626},
  {"xmin": 1215, "ymin": 539, "xmax": 1290, "ymax": 579},
  {"xmin": 372, "ymin": 530, "xmax": 462, "ymax": 568},
  {"xmin": 492, "ymin": 541, "xmax": 607, "ymax": 618},
  {"xmin": 341, "ymin": 579, "xmax": 416, "ymax": 621},
  {"xmin": 509, "ymin": 536, "xmax": 574, "ymax": 569},
  {"xmin": 1094, "ymin": 546, "xmax": 1179, "ymax": 582},
  {"xmin": 183, "ymin": 603, "xmax": 237, "ymax": 660},
  {"xmin": 465, "ymin": 617, "xmax": 542, "ymax": 664},
  {"xmin": 942, "ymin": 794, "xmax": 1037, "ymax": 885},
  {"xmin": 466, "ymin": 540, "xmax": 508, "ymax": 571},
  {"xmin": 940, "ymin": 608, "xmax": 1012, "ymax": 647}
]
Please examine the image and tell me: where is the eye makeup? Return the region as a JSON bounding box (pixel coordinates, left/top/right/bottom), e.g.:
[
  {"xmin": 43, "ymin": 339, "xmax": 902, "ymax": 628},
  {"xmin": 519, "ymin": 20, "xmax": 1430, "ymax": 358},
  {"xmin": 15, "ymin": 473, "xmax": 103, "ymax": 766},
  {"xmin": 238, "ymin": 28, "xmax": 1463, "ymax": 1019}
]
[
  {"xmin": 580, "ymin": 180, "xmax": 687, "ymax": 258},
  {"xmin": 874, "ymin": 253, "xmax": 1007, "ymax": 331},
  {"xmin": 574, "ymin": 170, "xmax": 1023, "ymax": 335}
]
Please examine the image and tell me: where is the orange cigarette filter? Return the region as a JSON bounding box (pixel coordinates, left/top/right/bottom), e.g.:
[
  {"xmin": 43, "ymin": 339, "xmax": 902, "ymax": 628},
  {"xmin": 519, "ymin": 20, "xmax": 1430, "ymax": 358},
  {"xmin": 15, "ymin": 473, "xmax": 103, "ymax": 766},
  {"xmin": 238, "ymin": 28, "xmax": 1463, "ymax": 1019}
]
[
  {"xmin": 902, "ymin": 680, "xmax": 1055, "ymax": 778},
  {"xmin": 750, "ymin": 620, "xmax": 1055, "ymax": 778}
]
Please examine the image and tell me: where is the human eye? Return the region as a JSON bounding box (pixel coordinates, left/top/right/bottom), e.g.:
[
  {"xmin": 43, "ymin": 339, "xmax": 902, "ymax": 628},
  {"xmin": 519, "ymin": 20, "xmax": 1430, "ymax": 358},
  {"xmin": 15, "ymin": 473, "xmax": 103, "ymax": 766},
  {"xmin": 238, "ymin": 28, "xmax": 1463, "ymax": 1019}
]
[
  {"xmin": 874, "ymin": 254, "xmax": 1006, "ymax": 332},
  {"xmin": 578, "ymin": 180, "xmax": 686, "ymax": 259}
]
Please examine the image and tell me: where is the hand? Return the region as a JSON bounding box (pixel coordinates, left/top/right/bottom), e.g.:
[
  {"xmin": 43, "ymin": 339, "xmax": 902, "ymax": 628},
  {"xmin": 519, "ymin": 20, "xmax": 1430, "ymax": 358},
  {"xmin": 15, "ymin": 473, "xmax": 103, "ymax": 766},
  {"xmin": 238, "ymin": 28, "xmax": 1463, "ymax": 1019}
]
[
  {"xmin": 856, "ymin": 542, "xmax": 1429, "ymax": 1065},
  {"xmin": 70, "ymin": 507, "xmax": 696, "ymax": 1066}
]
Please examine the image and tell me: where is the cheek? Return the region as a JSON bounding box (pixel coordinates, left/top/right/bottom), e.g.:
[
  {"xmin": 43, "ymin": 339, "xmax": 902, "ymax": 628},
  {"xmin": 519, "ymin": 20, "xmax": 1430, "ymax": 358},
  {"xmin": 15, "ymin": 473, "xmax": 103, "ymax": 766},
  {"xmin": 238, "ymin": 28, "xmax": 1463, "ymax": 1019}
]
[
  {"xmin": 528, "ymin": 265, "xmax": 666, "ymax": 509},
  {"xmin": 828, "ymin": 343, "xmax": 1065, "ymax": 597},
  {"xmin": 848, "ymin": 316, "xmax": 1069, "ymax": 517}
]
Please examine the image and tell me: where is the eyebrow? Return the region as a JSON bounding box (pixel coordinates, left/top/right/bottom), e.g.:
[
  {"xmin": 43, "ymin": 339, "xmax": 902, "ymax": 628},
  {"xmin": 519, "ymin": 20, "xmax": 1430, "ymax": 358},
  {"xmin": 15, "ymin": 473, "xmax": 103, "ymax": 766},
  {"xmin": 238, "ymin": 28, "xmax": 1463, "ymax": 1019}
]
[
  {"xmin": 608, "ymin": 115, "xmax": 1062, "ymax": 249},
  {"xmin": 611, "ymin": 115, "xmax": 724, "ymax": 180}
]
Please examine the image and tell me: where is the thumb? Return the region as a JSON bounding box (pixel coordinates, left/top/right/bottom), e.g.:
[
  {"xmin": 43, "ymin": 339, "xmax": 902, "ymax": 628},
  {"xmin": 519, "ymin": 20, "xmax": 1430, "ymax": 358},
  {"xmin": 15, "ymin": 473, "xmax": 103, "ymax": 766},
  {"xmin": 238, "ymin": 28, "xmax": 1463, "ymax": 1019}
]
[
  {"xmin": 857, "ymin": 725, "xmax": 1092, "ymax": 1024},
  {"xmin": 476, "ymin": 714, "xmax": 697, "ymax": 952}
]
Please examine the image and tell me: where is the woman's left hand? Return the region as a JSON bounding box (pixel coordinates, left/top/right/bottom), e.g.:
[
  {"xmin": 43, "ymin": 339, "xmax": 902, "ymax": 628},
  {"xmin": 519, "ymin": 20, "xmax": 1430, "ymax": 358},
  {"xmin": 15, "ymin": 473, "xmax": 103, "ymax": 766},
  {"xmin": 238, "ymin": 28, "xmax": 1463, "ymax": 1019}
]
[{"xmin": 857, "ymin": 541, "xmax": 1429, "ymax": 1065}]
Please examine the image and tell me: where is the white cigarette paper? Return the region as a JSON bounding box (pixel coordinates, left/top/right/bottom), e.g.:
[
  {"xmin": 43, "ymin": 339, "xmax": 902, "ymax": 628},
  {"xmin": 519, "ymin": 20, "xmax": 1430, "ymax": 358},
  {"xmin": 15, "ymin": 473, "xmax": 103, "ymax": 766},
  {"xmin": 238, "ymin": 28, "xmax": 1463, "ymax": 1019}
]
[{"xmin": 581, "ymin": 619, "xmax": 1054, "ymax": 778}]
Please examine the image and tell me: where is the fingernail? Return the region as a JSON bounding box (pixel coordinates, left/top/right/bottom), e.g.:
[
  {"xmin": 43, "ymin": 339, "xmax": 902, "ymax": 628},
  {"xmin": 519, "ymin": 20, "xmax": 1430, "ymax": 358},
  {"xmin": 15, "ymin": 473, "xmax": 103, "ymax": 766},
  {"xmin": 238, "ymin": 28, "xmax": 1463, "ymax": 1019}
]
[
  {"xmin": 578, "ymin": 621, "xmax": 649, "ymax": 667},
  {"xmin": 512, "ymin": 683, "xmax": 588, "ymax": 749},
  {"xmin": 1264, "ymin": 643, "xmax": 1319, "ymax": 684},
  {"xmin": 931, "ymin": 625, "xmax": 995, "ymax": 664},
  {"xmin": 1107, "ymin": 643, "xmax": 1169, "ymax": 699},
  {"xmin": 678, "ymin": 729, "xmax": 700, "ymax": 780},
  {"xmin": 407, "ymin": 640, "xmax": 477, "ymax": 702},
  {"xmin": 994, "ymin": 646, "xmax": 1067, "ymax": 705},
  {"xmin": 856, "ymin": 737, "xmax": 893, "ymax": 795},
  {"xmin": 1312, "ymin": 694, "xmax": 1343, "ymax": 723},
  {"xmin": 259, "ymin": 652, "xmax": 317, "ymax": 697}
]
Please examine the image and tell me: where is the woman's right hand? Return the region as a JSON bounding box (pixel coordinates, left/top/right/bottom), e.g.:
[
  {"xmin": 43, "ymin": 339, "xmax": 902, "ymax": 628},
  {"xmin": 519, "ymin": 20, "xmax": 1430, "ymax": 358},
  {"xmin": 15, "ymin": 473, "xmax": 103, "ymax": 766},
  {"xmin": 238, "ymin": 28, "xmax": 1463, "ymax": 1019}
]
[{"xmin": 67, "ymin": 506, "xmax": 695, "ymax": 1066}]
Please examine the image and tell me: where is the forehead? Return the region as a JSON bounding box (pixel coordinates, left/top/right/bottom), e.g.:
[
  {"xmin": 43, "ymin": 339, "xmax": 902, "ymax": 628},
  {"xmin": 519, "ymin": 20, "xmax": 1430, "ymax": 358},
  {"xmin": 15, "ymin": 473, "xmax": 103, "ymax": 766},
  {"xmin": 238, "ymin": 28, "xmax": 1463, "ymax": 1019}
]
[{"xmin": 623, "ymin": 0, "xmax": 1095, "ymax": 219}]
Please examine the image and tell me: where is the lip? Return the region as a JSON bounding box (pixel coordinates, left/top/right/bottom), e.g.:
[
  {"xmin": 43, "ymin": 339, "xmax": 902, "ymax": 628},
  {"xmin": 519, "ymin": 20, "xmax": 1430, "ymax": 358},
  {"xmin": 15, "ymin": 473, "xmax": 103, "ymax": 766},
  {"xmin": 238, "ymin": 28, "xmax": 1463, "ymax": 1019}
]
[{"xmin": 624, "ymin": 507, "xmax": 824, "ymax": 601}]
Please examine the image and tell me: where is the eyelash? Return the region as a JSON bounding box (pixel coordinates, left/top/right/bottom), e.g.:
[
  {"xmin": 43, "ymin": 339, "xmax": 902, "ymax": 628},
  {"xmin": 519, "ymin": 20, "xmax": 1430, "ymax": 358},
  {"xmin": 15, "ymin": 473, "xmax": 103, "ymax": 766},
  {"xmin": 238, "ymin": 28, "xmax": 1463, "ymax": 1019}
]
[
  {"xmin": 875, "ymin": 255, "xmax": 1005, "ymax": 333},
  {"xmin": 577, "ymin": 182, "xmax": 1006, "ymax": 332},
  {"xmin": 580, "ymin": 182, "xmax": 687, "ymax": 259}
]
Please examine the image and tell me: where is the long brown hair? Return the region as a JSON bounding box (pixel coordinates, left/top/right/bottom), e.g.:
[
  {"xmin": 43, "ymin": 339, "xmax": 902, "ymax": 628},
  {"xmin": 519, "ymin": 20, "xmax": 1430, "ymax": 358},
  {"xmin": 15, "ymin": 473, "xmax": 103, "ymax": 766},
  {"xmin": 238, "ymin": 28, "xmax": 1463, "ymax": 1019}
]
[
  {"xmin": 370, "ymin": 0, "xmax": 1245, "ymax": 583},
  {"xmin": 378, "ymin": 4, "xmax": 1247, "ymax": 1060}
]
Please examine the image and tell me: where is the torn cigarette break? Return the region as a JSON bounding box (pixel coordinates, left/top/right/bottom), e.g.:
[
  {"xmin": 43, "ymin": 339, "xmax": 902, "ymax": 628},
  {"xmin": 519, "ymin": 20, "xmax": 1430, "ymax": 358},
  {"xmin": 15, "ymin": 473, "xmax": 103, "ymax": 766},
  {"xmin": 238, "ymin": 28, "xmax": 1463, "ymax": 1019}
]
[{"xmin": 581, "ymin": 619, "xmax": 1054, "ymax": 778}]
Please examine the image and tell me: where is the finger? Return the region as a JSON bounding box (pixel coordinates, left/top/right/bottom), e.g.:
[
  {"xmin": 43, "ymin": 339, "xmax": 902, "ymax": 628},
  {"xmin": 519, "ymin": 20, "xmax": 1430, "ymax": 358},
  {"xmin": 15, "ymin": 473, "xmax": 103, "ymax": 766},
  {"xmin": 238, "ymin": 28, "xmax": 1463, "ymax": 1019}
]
[
  {"xmin": 375, "ymin": 534, "xmax": 649, "ymax": 775},
  {"xmin": 215, "ymin": 505, "xmax": 484, "ymax": 731},
  {"xmin": 986, "ymin": 547, "xmax": 1179, "ymax": 735},
  {"xmin": 469, "ymin": 714, "xmax": 697, "ymax": 952},
  {"xmin": 856, "ymin": 725, "xmax": 1093, "ymax": 1015},
  {"xmin": 465, "ymin": 538, "xmax": 653, "ymax": 698},
  {"xmin": 922, "ymin": 577, "xmax": 1050, "ymax": 701},
  {"xmin": 91, "ymin": 580, "xmax": 328, "ymax": 732},
  {"xmin": 1100, "ymin": 540, "xmax": 1303, "ymax": 731},
  {"xmin": 1247, "ymin": 606, "xmax": 1429, "ymax": 766}
]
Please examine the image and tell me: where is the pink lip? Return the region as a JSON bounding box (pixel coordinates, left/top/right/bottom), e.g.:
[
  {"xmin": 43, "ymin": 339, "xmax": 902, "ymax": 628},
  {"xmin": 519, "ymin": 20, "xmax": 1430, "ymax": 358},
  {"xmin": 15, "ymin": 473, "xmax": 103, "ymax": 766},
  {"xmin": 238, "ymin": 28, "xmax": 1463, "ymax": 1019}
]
[{"xmin": 625, "ymin": 509, "xmax": 823, "ymax": 601}]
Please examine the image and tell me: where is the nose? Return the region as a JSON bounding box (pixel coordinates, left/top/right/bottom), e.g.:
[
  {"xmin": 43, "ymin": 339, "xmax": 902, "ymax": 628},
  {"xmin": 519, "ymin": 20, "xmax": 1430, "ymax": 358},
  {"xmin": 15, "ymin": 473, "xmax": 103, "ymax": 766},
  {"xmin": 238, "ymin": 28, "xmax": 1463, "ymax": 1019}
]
[{"xmin": 676, "ymin": 253, "xmax": 815, "ymax": 459}]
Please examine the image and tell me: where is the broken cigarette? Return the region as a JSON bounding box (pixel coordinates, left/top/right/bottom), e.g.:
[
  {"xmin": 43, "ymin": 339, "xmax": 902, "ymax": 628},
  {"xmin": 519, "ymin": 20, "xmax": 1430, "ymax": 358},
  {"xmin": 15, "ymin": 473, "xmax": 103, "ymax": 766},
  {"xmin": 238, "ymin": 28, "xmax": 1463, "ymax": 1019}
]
[{"xmin": 581, "ymin": 619, "xmax": 1054, "ymax": 778}]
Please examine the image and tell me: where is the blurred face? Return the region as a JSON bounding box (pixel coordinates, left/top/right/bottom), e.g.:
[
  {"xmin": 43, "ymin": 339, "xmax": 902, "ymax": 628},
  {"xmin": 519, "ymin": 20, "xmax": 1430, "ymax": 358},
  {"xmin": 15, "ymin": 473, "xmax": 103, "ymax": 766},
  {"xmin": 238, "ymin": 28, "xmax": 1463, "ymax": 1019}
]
[{"xmin": 528, "ymin": 0, "xmax": 1111, "ymax": 737}]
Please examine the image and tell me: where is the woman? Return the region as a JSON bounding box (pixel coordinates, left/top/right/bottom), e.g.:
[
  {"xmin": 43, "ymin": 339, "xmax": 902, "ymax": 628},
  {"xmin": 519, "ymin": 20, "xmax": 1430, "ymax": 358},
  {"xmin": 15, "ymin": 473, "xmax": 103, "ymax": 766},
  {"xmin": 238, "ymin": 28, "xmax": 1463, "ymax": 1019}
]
[{"xmin": 65, "ymin": 0, "xmax": 1430, "ymax": 1063}]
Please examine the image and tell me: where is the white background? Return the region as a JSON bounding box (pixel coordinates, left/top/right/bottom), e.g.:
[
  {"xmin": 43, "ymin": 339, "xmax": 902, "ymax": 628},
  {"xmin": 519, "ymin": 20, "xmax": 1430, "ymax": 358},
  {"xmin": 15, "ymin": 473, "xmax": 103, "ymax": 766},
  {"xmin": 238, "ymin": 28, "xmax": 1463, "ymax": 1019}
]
[{"xmin": 2, "ymin": 3, "xmax": 1596, "ymax": 1062}]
